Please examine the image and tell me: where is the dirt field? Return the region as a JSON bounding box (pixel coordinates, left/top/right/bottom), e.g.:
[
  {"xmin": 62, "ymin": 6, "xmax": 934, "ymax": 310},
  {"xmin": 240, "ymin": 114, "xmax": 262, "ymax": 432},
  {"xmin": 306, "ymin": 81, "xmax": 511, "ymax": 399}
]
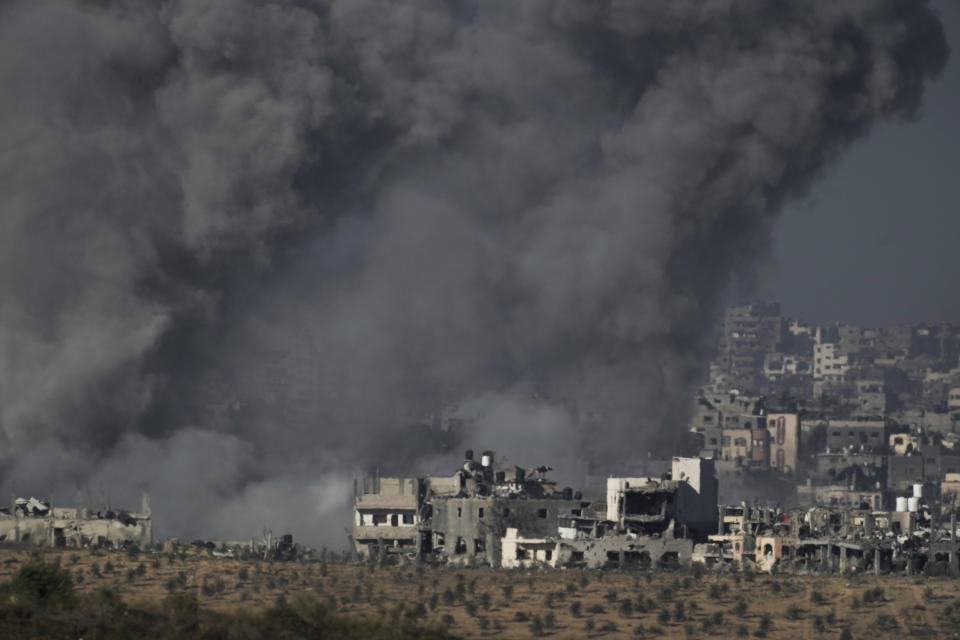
[{"xmin": 2, "ymin": 547, "xmax": 958, "ymax": 639}]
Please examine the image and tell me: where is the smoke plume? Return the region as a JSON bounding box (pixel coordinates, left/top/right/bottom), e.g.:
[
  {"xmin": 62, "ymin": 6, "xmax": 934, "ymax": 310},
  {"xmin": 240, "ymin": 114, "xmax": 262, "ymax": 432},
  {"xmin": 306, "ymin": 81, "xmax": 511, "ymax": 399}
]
[{"xmin": 0, "ymin": 1, "xmax": 948, "ymax": 544}]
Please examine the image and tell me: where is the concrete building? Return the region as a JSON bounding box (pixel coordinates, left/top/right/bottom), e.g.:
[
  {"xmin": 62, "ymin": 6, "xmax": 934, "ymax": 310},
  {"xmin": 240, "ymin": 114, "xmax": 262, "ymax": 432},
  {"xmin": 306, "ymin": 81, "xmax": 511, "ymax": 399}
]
[
  {"xmin": 766, "ymin": 413, "xmax": 799, "ymax": 473},
  {"xmin": 0, "ymin": 493, "xmax": 151, "ymax": 548},
  {"xmin": 353, "ymin": 477, "xmax": 423, "ymax": 560},
  {"xmin": 825, "ymin": 420, "xmax": 886, "ymax": 453}
]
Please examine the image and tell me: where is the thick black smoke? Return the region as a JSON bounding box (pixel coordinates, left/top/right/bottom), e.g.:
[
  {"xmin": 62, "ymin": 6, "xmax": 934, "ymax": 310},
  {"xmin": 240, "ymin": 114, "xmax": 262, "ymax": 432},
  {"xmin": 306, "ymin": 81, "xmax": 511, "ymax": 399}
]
[{"xmin": 0, "ymin": 1, "xmax": 948, "ymax": 544}]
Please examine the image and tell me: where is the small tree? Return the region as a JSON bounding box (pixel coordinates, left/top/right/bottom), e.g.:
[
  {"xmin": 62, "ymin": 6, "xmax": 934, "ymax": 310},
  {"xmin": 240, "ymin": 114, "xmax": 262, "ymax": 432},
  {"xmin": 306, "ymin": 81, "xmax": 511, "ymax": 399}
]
[{"xmin": 6, "ymin": 557, "xmax": 74, "ymax": 606}]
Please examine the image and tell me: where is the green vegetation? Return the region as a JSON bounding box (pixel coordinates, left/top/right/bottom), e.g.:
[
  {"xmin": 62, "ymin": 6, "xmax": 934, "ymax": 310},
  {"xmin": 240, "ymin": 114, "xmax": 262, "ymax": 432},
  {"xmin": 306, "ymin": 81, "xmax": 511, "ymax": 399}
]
[{"xmin": 0, "ymin": 559, "xmax": 459, "ymax": 639}]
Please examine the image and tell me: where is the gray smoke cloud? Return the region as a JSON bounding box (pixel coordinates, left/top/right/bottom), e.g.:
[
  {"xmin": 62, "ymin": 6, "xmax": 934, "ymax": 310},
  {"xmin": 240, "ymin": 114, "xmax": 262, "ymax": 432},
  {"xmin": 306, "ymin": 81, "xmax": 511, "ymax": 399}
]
[{"xmin": 0, "ymin": 0, "xmax": 948, "ymax": 544}]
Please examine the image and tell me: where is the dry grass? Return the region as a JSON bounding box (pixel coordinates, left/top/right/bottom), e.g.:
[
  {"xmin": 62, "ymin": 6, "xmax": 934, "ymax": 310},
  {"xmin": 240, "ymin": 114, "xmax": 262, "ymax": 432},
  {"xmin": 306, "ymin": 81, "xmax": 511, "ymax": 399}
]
[{"xmin": 1, "ymin": 548, "xmax": 956, "ymax": 639}]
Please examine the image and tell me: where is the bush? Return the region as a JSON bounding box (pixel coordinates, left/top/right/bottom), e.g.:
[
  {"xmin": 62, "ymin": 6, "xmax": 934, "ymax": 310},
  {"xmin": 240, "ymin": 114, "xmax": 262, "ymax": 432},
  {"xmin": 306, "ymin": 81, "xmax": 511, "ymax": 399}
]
[
  {"xmin": 863, "ymin": 587, "xmax": 885, "ymax": 605},
  {"xmin": 4, "ymin": 557, "xmax": 74, "ymax": 606},
  {"xmin": 619, "ymin": 598, "xmax": 634, "ymax": 617},
  {"xmin": 673, "ymin": 601, "xmax": 686, "ymax": 621},
  {"xmin": 874, "ymin": 613, "xmax": 898, "ymax": 631},
  {"xmin": 812, "ymin": 615, "xmax": 825, "ymax": 633},
  {"xmin": 529, "ymin": 615, "xmax": 544, "ymax": 636},
  {"xmin": 657, "ymin": 609, "xmax": 670, "ymax": 625},
  {"xmin": 514, "ymin": 611, "xmax": 529, "ymax": 622},
  {"xmin": 759, "ymin": 613, "xmax": 772, "ymax": 632},
  {"xmin": 839, "ymin": 630, "xmax": 853, "ymax": 640},
  {"xmin": 544, "ymin": 612, "xmax": 556, "ymax": 628},
  {"xmin": 736, "ymin": 624, "xmax": 748, "ymax": 637},
  {"xmin": 570, "ymin": 601, "xmax": 582, "ymax": 617},
  {"xmin": 734, "ymin": 597, "xmax": 748, "ymax": 616},
  {"xmin": 585, "ymin": 619, "xmax": 595, "ymax": 632},
  {"xmin": 604, "ymin": 588, "xmax": 618, "ymax": 603},
  {"xmin": 600, "ymin": 620, "xmax": 619, "ymax": 632},
  {"xmin": 587, "ymin": 603, "xmax": 606, "ymax": 614},
  {"xmin": 810, "ymin": 589, "xmax": 827, "ymax": 605},
  {"xmin": 786, "ymin": 604, "xmax": 803, "ymax": 620}
]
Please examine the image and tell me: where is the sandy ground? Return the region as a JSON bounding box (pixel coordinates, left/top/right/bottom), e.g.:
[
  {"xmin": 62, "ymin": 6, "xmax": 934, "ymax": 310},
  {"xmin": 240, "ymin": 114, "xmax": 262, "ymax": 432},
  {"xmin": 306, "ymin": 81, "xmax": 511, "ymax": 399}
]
[{"xmin": 1, "ymin": 547, "xmax": 958, "ymax": 639}]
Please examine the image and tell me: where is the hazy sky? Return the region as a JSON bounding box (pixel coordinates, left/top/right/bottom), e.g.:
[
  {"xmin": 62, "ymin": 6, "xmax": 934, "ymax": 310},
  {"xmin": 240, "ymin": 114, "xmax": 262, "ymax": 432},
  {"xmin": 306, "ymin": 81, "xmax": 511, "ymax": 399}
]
[{"xmin": 769, "ymin": 0, "xmax": 959, "ymax": 327}]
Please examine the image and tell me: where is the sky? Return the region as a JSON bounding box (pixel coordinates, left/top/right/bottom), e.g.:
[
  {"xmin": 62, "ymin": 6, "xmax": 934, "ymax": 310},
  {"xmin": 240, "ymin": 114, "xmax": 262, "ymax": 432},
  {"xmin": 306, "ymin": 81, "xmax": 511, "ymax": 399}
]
[{"xmin": 769, "ymin": 0, "xmax": 960, "ymax": 327}]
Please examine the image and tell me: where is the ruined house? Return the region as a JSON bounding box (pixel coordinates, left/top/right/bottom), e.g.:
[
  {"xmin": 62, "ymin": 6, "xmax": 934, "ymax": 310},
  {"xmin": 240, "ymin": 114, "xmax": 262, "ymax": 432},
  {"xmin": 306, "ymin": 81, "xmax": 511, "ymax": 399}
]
[
  {"xmin": 0, "ymin": 492, "xmax": 152, "ymax": 548},
  {"xmin": 354, "ymin": 452, "xmax": 718, "ymax": 570}
]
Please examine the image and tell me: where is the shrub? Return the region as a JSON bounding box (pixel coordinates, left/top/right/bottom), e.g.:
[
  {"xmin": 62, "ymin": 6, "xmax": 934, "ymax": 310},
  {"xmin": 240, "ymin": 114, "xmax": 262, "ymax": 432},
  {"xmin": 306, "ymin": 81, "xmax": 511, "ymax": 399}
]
[
  {"xmin": 585, "ymin": 619, "xmax": 595, "ymax": 632},
  {"xmin": 759, "ymin": 613, "xmax": 772, "ymax": 632},
  {"xmin": 657, "ymin": 609, "xmax": 670, "ymax": 625},
  {"xmin": 163, "ymin": 592, "xmax": 200, "ymax": 635},
  {"xmin": 839, "ymin": 630, "xmax": 853, "ymax": 640},
  {"xmin": 600, "ymin": 620, "xmax": 619, "ymax": 632},
  {"xmin": 570, "ymin": 601, "xmax": 582, "ymax": 617},
  {"xmin": 544, "ymin": 612, "xmax": 556, "ymax": 628},
  {"xmin": 514, "ymin": 611, "xmax": 529, "ymax": 622},
  {"xmin": 441, "ymin": 614, "xmax": 454, "ymax": 627},
  {"xmin": 619, "ymin": 598, "xmax": 634, "ymax": 617},
  {"xmin": 5, "ymin": 557, "xmax": 74, "ymax": 606},
  {"xmin": 673, "ymin": 600, "xmax": 686, "ymax": 621},
  {"xmin": 812, "ymin": 615, "xmax": 825, "ymax": 633},
  {"xmin": 604, "ymin": 588, "xmax": 618, "ymax": 603},
  {"xmin": 811, "ymin": 589, "xmax": 827, "ymax": 605},
  {"xmin": 734, "ymin": 597, "xmax": 748, "ymax": 616},
  {"xmin": 786, "ymin": 604, "xmax": 803, "ymax": 620},
  {"xmin": 708, "ymin": 583, "xmax": 723, "ymax": 600},
  {"xmin": 588, "ymin": 603, "xmax": 606, "ymax": 614},
  {"xmin": 825, "ymin": 608, "xmax": 836, "ymax": 626},
  {"xmin": 736, "ymin": 624, "xmax": 748, "ymax": 637},
  {"xmin": 502, "ymin": 584, "xmax": 514, "ymax": 600},
  {"xmin": 874, "ymin": 613, "xmax": 898, "ymax": 631},
  {"xmin": 863, "ymin": 587, "xmax": 885, "ymax": 605},
  {"xmin": 428, "ymin": 593, "xmax": 438, "ymax": 610},
  {"xmin": 529, "ymin": 615, "xmax": 544, "ymax": 636}
]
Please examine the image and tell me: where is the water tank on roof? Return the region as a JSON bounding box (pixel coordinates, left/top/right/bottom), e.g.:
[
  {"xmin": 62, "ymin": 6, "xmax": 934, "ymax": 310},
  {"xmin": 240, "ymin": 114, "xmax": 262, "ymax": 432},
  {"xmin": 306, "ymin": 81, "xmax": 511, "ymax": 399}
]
[
  {"xmin": 896, "ymin": 497, "xmax": 908, "ymax": 512},
  {"xmin": 908, "ymin": 497, "xmax": 920, "ymax": 513},
  {"xmin": 481, "ymin": 451, "xmax": 493, "ymax": 467},
  {"xmin": 913, "ymin": 483, "xmax": 923, "ymax": 498}
]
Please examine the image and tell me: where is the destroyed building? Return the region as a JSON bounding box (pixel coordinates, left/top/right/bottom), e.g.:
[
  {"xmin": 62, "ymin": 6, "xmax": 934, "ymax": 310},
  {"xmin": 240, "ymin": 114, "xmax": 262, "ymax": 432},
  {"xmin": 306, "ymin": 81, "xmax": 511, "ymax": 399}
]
[
  {"xmin": 0, "ymin": 492, "xmax": 152, "ymax": 548},
  {"xmin": 354, "ymin": 452, "xmax": 717, "ymax": 569}
]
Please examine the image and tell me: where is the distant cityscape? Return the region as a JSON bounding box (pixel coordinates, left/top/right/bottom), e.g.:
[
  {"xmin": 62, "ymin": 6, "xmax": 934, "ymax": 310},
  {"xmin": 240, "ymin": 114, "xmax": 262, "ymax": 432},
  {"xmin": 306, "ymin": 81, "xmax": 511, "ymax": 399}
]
[
  {"xmin": 351, "ymin": 303, "xmax": 960, "ymax": 574},
  {"xmin": 693, "ymin": 301, "xmax": 960, "ymax": 509}
]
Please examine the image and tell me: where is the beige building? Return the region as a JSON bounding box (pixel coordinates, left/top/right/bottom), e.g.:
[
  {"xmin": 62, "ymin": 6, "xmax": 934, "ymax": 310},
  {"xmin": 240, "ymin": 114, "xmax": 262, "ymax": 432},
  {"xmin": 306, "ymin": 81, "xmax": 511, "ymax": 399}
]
[
  {"xmin": 353, "ymin": 477, "xmax": 422, "ymax": 560},
  {"xmin": 721, "ymin": 428, "xmax": 752, "ymax": 461},
  {"xmin": 949, "ymin": 387, "xmax": 960, "ymax": 411},
  {"xmin": 766, "ymin": 413, "xmax": 799, "ymax": 473}
]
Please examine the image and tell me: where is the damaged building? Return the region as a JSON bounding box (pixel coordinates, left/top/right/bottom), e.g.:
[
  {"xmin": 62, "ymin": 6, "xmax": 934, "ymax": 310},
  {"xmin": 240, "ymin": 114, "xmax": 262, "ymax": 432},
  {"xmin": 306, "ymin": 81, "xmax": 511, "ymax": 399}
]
[
  {"xmin": 354, "ymin": 452, "xmax": 717, "ymax": 569},
  {"xmin": 0, "ymin": 492, "xmax": 152, "ymax": 548}
]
